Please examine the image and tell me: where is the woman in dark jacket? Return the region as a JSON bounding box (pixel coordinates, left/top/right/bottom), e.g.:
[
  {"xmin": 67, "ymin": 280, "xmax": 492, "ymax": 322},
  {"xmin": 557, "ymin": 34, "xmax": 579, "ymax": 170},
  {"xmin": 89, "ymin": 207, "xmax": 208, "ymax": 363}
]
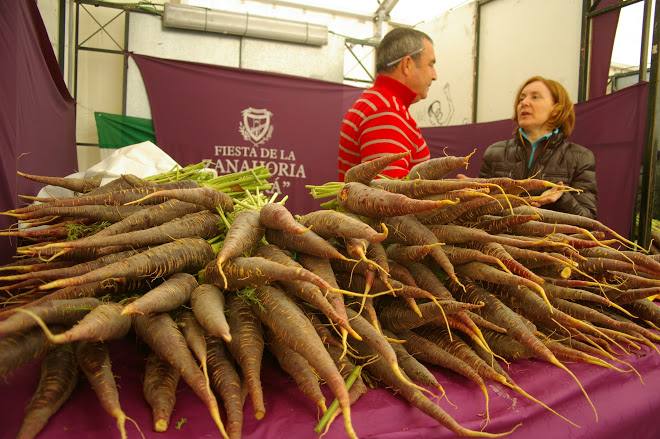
[{"xmin": 480, "ymin": 76, "xmax": 597, "ymax": 218}]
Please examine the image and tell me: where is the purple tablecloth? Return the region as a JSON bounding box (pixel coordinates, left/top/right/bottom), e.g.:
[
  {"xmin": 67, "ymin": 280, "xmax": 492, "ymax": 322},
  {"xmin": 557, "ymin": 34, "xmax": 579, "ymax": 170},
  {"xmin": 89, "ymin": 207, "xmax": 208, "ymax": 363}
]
[{"xmin": 1, "ymin": 339, "xmax": 658, "ymax": 439}]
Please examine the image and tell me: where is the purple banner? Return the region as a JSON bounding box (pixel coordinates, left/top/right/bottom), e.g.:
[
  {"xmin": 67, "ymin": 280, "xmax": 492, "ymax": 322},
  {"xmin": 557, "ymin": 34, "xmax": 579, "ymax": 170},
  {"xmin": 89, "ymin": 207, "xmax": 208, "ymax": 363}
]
[
  {"xmin": 422, "ymin": 82, "xmax": 648, "ymax": 237},
  {"xmin": 0, "ymin": 0, "xmax": 77, "ymax": 264},
  {"xmin": 132, "ymin": 53, "xmax": 362, "ymax": 214}
]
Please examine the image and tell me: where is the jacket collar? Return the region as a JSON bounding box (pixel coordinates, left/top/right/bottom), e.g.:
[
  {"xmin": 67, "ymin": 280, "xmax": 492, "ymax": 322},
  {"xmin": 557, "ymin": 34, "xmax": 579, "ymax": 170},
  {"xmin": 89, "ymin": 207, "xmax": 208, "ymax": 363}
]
[
  {"xmin": 515, "ymin": 128, "xmax": 565, "ymax": 149},
  {"xmin": 373, "ymin": 74, "xmax": 417, "ymax": 107}
]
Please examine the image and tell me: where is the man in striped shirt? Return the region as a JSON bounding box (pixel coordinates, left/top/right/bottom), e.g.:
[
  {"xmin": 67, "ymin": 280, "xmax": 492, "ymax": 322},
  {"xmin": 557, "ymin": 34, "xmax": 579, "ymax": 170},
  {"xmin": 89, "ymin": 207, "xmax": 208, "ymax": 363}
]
[{"xmin": 338, "ymin": 28, "xmax": 437, "ymax": 181}]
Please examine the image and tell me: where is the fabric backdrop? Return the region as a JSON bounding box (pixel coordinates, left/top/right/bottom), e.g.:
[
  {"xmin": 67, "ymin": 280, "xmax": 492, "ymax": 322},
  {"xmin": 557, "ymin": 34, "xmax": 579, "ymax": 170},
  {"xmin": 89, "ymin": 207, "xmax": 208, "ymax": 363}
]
[
  {"xmin": 133, "ymin": 53, "xmax": 362, "ymax": 214},
  {"xmin": 422, "ymin": 82, "xmax": 648, "ymax": 238},
  {"xmin": 0, "ymin": 0, "xmax": 76, "ymax": 264},
  {"xmin": 95, "ymin": 111, "xmax": 156, "ymax": 148}
]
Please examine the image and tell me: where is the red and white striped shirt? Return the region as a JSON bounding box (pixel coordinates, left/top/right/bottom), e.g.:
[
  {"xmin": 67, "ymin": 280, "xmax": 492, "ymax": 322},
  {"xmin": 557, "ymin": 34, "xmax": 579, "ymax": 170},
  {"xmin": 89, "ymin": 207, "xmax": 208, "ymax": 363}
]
[{"xmin": 338, "ymin": 75, "xmax": 430, "ymax": 181}]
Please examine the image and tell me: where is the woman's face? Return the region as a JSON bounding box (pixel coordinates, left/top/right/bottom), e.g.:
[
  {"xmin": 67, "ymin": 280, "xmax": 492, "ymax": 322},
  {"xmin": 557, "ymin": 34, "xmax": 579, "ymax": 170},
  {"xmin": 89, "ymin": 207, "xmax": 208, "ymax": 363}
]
[{"xmin": 516, "ymin": 81, "xmax": 556, "ymax": 133}]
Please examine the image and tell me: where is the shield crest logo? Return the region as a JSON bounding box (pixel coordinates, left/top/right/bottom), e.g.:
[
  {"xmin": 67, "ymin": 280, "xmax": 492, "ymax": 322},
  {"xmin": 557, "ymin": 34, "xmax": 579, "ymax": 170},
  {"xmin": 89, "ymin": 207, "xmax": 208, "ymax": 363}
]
[{"xmin": 239, "ymin": 107, "xmax": 274, "ymax": 147}]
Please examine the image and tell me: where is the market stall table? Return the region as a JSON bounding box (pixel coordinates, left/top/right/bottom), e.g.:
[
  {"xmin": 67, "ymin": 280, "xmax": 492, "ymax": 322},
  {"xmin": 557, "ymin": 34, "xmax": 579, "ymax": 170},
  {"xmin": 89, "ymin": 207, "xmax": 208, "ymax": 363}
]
[{"xmin": 2, "ymin": 338, "xmax": 658, "ymax": 439}]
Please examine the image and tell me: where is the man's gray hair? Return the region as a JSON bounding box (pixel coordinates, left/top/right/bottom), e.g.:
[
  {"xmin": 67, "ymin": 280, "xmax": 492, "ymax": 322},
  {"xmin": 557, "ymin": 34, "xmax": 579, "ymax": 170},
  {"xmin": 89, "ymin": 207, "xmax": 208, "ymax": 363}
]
[{"xmin": 375, "ymin": 28, "xmax": 433, "ymax": 73}]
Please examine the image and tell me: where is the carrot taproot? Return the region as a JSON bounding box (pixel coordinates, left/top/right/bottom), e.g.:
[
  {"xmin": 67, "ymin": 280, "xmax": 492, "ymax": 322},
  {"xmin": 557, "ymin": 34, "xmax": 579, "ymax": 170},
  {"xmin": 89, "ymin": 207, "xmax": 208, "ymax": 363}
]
[
  {"xmin": 39, "ymin": 238, "xmax": 214, "ymax": 290},
  {"xmin": 581, "ymin": 247, "xmax": 660, "ymax": 274},
  {"xmin": 440, "ymin": 245, "xmax": 510, "ymax": 273},
  {"xmin": 539, "ymin": 337, "xmax": 626, "ymax": 371},
  {"xmin": 0, "ymin": 249, "xmax": 141, "ymax": 283},
  {"xmin": 206, "ymin": 256, "xmax": 334, "ymax": 293},
  {"xmin": 126, "ymin": 187, "xmax": 234, "ymax": 212},
  {"xmin": 386, "ymin": 243, "xmax": 438, "ymax": 263},
  {"xmin": 607, "ymin": 271, "xmax": 660, "ymax": 289},
  {"xmin": 18, "ymin": 302, "xmax": 131, "ymax": 344},
  {"xmin": 36, "ymin": 211, "xmax": 221, "ymax": 251},
  {"xmin": 84, "ymin": 174, "xmax": 150, "ymax": 196},
  {"xmin": 207, "ymin": 337, "xmax": 243, "ymax": 439},
  {"xmin": 371, "ymin": 178, "xmax": 492, "ymax": 198},
  {"xmin": 255, "ymin": 245, "xmax": 354, "ymax": 337},
  {"xmin": 338, "ymin": 182, "xmax": 456, "ymax": 217},
  {"xmin": 265, "ymin": 228, "xmax": 349, "ymax": 261},
  {"xmin": 401, "ymin": 328, "xmax": 490, "ymax": 418},
  {"xmin": 480, "ymin": 329, "xmax": 532, "ymax": 361},
  {"xmin": 408, "ymin": 151, "xmax": 476, "ymax": 180},
  {"xmin": 416, "ymin": 196, "xmax": 495, "ymax": 225},
  {"xmin": 461, "ymin": 311, "xmax": 507, "ymax": 334},
  {"xmin": 513, "ymin": 206, "xmax": 642, "ymax": 250},
  {"xmin": 345, "ymin": 152, "xmax": 409, "ymax": 184},
  {"xmin": 143, "ymin": 351, "xmax": 180, "ymax": 433},
  {"xmin": 216, "ymin": 209, "xmax": 262, "ymax": 262},
  {"xmin": 419, "ymin": 325, "xmax": 580, "ymax": 427},
  {"xmin": 378, "ymin": 299, "xmax": 482, "ymax": 332},
  {"xmin": 75, "ymin": 342, "xmax": 135, "ymax": 439},
  {"xmin": 0, "ymin": 297, "xmax": 99, "ymax": 336},
  {"xmin": 605, "ymin": 286, "xmax": 660, "ymax": 304},
  {"xmin": 267, "ymin": 329, "xmax": 327, "ymax": 412},
  {"xmin": 325, "ymin": 343, "xmax": 368, "ymax": 405},
  {"xmin": 354, "ymin": 334, "xmax": 519, "ymax": 437},
  {"xmin": 190, "ymin": 284, "xmax": 231, "ymax": 342},
  {"xmin": 177, "ymin": 310, "xmax": 211, "ymax": 388},
  {"xmin": 259, "ymin": 203, "xmax": 308, "ymax": 234},
  {"xmin": 580, "ymin": 257, "xmax": 657, "ymax": 277},
  {"xmin": 473, "ymin": 214, "xmax": 540, "ymax": 234},
  {"xmin": 122, "ymin": 272, "xmax": 198, "ymax": 316},
  {"xmin": 382, "ymin": 329, "xmax": 443, "ymax": 393},
  {"xmin": 456, "ymin": 262, "xmax": 550, "ymax": 310},
  {"xmin": 226, "ymin": 294, "xmax": 266, "ymax": 420},
  {"xmin": 298, "ymin": 210, "xmax": 387, "ymax": 243},
  {"xmin": 6, "ymin": 204, "xmax": 144, "ymax": 222},
  {"xmin": 551, "ymin": 298, "xmax": 659, "ymax": 344},
  {"xmin": 16, "ymin": 343, "xmax": 78, "ymax": 439},
  {"xmin": 382, "ymin": 215, "xmax": 460, "ymax": 286},
  {"xmin": 251, "ymin": 285, "xmax": 356, "ymax": 439},
  {"xmin": 94, "ymin": 199, "xmax": 204, "ymax": 237},
  {"xmin": 7, "ymin": 180, "xmax": 198, "ymax": 214},
  {"xmin": 0, "ymin": 328, "xmax": 53, "ymax": 379},
  {"xmin": 15, "ymin": 278, "xmax": 147, "ymax": 313},
  {"xmin": 476, "ymin": 242, "xmax": 545, "ymax": 284},
  {"xmin": 133, "ymin": 312, "xmax": 228, "ymax": 439},
  {"xmin": 17, "ymin": 170, "xmax": 102, "ymax": 193}
]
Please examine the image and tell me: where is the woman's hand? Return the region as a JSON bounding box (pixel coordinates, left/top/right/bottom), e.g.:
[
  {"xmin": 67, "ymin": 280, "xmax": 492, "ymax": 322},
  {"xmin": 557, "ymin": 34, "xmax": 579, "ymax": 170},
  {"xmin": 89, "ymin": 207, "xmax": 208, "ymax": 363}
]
[{"xmin": 531, "ymin": 183, "xmax": 564, "ymax": 207}]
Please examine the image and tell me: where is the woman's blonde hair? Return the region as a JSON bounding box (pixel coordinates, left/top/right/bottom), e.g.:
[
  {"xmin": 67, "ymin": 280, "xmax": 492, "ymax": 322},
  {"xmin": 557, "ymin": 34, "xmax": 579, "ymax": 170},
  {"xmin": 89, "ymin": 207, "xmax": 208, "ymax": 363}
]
[{"xmin": 513, "ymin": 76, "xmax": 575, "ymax": 136}]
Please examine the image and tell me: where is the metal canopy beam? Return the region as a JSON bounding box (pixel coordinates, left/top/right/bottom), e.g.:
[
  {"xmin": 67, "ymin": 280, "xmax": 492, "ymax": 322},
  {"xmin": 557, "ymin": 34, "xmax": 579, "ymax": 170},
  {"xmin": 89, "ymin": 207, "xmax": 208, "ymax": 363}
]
[{"xmin": 639, "ymin": 0, "xmax": 660, "ymax": 248}]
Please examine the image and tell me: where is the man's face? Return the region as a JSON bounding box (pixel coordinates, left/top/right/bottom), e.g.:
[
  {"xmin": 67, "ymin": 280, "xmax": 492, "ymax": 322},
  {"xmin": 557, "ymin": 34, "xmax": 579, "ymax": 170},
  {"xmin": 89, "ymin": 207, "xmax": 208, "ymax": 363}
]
[{"xmin": 407, "ymin": 39, "xmax": 437, "ymax": 102}]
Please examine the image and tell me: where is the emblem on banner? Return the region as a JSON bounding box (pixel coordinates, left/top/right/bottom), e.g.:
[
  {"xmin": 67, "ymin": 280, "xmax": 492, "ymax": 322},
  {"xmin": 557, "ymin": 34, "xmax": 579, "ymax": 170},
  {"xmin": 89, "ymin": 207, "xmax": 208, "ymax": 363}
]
[{"xmin": 239, "ymin": 107, "xmax": 274, "ymax": 147}]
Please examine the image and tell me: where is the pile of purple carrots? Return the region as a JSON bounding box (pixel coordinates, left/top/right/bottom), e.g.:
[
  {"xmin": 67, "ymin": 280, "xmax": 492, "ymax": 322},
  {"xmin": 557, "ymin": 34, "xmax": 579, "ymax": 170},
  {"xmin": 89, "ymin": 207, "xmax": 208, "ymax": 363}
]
[{"xmin": 0, "ymin": 154, "xmax": 658, "ymax": 439}]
